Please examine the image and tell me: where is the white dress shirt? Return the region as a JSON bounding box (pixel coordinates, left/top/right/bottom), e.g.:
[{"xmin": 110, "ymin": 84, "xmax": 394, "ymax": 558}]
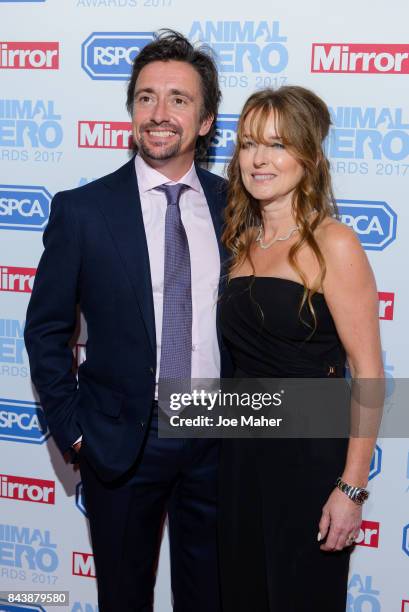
[{"xmin": 135, "ymin": 154, "xmax": 221, "ymax": 394}]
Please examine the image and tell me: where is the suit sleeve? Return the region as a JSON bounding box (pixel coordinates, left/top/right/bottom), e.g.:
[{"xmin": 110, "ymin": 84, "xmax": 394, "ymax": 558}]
[{"xmin": 24, "ymin": 191, "xmax": 82, "ymax": 454}]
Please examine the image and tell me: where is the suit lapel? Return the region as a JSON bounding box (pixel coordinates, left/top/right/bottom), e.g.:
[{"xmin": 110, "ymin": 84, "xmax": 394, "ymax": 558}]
[
  {"xmin": 195, "ymin": 164, "xmax": 228, "ymax": 264},
  {"xmin": 98, "ymin": 158, "xmax": 156, "ymax": 360},
  {"xmin": 96, "ymin": 161, "xmax": 228, "ymax": 364},
  {"xmin": 196, "ymin": 165, "xmax": 230, "ymax": 359}
]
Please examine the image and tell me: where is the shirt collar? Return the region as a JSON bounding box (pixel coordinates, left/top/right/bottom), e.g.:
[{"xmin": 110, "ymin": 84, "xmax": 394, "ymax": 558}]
[{"xmin": 135, "ymin": 154, "xmax": 202, "ymax": 194}]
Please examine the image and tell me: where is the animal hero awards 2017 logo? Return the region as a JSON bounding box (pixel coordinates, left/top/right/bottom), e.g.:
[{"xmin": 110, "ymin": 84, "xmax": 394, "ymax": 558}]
[
  {"xmin": 0, "ymin": 186, "xmax": 51, "ymax": 231},
  {"xmin": 0, "ymin": 524, "xmax": 59, "ymax": 582},
  {"xmin": 188, "ymin": 21, "xmax": 289, "ymax": 90},
  {"xmin": 325, "ymin": 105, "xmax": 409, "ymax": 177},
  {"xmin": 0, "ymin": 100, "xmax": 63, "ymax": 164},
  {"xmin": 347, "ymin": 574, "xmax": 381, "ymax": 611},
  {"xmin": 81, "ymin": 32, "xmax": 154, "ymax": 80},
  {"xmin": 71, "ymin": 603, "xmax": 98, "ymax": 612},
  {"xmin": 0, "ymin": 319, "xmax": 29, "ymax": 378}
]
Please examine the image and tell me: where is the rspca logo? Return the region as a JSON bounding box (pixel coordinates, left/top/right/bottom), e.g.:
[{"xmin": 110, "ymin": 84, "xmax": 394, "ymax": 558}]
[
  {"xmin": 337, "ymin": 200, "xmax": 397, "ymax": 251},
  {"xmin": 189, "ymin": 21, "xmax": 288, "ymax": 74},
  {"xmin": 369, "ymin": 444, "xmax": 382, "ymax": 481},
  {"xmin": 207, "ymin": 114, "xmax": 238, "ymax": 162},
  {"xmin": 75, "ymin": 482, "xmax": 88, "ymax": 517},
  {"xmin": 0, "ymin": 185, "xmax": 51, "ymax": 231},
  {"xmin": 0, "ymin": 602, "xmax": 46, "ymax": 611},
  {"xmin": 403, "ymin": 524, "xmax": 409, "ymax": 558},
  {"xmin": 0, "ymin": 398, "xmax": 49, "ymax": 445},
  {"xmin": 81, "ymin": 32, "xmax": 154, "ymax": 80}
]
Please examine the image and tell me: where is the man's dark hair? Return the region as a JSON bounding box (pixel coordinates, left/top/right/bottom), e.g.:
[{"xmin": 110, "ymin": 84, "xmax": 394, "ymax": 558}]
[{"xmin": 126, "ymin": 29, "xmax": 221, "ymax": 160}]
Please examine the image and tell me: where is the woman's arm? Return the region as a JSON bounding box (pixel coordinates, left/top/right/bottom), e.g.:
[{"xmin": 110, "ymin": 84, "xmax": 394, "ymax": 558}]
[{"xmin": 317, "ymin": 220, "xmax": 384, "ymax": 551}]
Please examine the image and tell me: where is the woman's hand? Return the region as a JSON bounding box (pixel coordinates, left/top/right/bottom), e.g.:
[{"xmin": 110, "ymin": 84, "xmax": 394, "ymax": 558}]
[{"xmin": 318, "ymin": 487, "xmax": 362, "ymax": 551}]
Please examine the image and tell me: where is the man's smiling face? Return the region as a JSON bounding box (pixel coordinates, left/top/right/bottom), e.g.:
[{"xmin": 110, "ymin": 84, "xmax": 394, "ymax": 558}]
[{"xmin": 132, "ymin": 60, "xmax": 213, "ymax": 169}]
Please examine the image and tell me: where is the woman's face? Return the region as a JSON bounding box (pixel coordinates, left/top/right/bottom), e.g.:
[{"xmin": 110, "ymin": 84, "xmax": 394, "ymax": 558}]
[{"xmin": 238, "ymin": 110, "xmax": 304, "ymax": 208}]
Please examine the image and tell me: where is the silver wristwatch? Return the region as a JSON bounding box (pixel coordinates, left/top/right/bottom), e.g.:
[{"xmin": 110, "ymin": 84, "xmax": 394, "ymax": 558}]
[{"xmin": 335, "ymin": 477, "xmax": 369, "ymax": 505}]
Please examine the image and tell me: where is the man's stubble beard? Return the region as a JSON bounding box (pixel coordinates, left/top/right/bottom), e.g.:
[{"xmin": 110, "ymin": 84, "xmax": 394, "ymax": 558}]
[{"xmin": 137, "ymin": 133, "xmax": 182, "ymax": 161}]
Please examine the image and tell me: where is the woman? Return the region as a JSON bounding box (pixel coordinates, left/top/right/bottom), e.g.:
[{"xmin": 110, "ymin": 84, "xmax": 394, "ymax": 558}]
[{"xmin": 218, "ymin": 86, "xmax": 383, "ymax": 612}]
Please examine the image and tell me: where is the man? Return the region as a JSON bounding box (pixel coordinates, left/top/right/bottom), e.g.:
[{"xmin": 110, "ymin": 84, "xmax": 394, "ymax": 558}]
[{"xmin": 24, "ymin": 30, "xmax": 230, "ymax": 612}]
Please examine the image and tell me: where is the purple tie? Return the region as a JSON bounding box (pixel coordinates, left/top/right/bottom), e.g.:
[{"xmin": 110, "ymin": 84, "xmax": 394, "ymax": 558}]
[{"xmin": 157, "ymin": 183, "xmax": 192, "ymax": 383}]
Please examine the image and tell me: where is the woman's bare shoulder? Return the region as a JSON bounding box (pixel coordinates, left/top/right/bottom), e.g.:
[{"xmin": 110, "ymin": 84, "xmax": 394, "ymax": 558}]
[{"xmin": 314, "ymin": 216, "xmax": 362, "ymax": 258}]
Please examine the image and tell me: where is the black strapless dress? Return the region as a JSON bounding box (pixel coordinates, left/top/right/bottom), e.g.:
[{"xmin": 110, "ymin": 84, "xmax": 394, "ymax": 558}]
[{"xmin": 219, "ymin": 276, "xmax": 351, "ymax": 612}]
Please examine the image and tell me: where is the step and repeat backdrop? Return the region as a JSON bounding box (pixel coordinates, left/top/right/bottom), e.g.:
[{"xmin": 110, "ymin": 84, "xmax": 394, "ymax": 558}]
[{"xmin": 1, "ymin": 0, "xmax": 409, "ymax": 610}]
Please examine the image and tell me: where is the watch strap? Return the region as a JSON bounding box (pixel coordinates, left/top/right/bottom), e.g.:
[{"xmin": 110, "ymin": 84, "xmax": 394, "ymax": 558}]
[{"xmin": 335, "ymin": 477, "xmax": 369, "ymax": 505}]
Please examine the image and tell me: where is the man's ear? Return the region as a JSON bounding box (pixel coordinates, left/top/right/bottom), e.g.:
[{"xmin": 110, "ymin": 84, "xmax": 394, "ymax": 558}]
[{"xmin": 199, "ymin": 114, "xmax": 214, "ymax": 136}]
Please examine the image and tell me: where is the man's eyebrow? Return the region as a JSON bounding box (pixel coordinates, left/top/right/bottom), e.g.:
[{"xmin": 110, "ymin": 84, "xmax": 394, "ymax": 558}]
[
  {"xmin": 133, "ymin": 87, "xmax": 194, "ymax": 101},
  {"xmin": 134, "ymin": 87, "xmax": 155, "ymax": 98},
  {"xmin": 169, "ymin": 88, "xmax": 194, "ymax": 101}
]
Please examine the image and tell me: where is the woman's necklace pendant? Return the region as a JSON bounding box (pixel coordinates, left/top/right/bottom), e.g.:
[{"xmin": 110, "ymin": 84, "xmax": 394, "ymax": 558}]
[{"xmin": 256, "ymin": 225, "xmax": 300, "ymax": 250}]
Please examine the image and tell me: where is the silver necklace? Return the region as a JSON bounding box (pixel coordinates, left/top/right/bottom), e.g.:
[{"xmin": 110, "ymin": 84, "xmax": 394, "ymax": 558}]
[{"xmin": 255, "ymin": 224, "xmax": 300, "ymax": 250}]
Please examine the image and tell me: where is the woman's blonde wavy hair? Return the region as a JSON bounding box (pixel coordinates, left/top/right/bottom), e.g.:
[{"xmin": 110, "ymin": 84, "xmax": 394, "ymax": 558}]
[{"xmin": 222, "ymin": 85, "xmax": 338, "ymax": 331}]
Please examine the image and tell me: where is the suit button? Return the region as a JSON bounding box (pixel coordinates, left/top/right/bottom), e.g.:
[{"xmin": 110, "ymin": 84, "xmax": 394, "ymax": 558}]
[
  {"xmin": 140, "ymin": 421, "xmax": 145, "ymax": 428},
  {"xmin": 149, "ymin": 367, "xmax": 154, "ymax": 374}
]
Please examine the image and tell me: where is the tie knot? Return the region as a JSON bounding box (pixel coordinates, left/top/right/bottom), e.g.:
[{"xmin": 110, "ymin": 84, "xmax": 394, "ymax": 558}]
[{"xmin": 158, "ymin": 183, "xmax": 189, "ymax": 207}]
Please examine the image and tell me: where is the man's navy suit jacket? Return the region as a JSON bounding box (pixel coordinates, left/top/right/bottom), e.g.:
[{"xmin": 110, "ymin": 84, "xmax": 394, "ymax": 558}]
[{"xmin": 24, "ymin": 157, "xmax": 231, "ymax": 481}]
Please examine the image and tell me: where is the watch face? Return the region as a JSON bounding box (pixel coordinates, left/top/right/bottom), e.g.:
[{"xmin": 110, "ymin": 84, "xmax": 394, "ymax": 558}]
[{"xmin": 356, "ymin": 490, "xmax": 369, "ymax": 503}]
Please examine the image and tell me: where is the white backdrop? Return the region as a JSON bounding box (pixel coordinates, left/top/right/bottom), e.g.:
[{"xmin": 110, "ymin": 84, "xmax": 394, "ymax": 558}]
[{"xmin": 1, "ymin": 1, "xmax": 408, "ymax": 610}]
